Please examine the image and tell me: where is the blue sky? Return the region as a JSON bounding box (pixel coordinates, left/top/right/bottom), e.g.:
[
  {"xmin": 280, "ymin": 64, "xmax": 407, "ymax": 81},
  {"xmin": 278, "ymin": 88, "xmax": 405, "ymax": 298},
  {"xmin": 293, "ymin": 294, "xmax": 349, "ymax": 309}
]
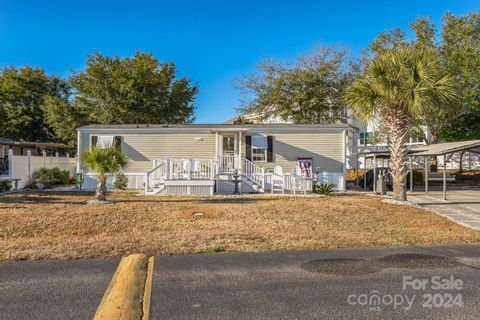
[{"xmin": 0, "ymin": 1, "xmax": 478, "ymax": 123}]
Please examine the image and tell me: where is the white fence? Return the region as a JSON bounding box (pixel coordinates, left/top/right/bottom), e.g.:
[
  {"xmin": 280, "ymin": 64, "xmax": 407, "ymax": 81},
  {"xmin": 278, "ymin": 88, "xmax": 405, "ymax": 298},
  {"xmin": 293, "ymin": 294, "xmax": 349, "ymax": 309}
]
[
  {"xmin": 83, "ymin": 173, "xmax": 146, "ymax": 190},
  {"xmin": 316, "ymin": 172, "xmax": 345, "ymax": 191},
  {"xmin": 5, "ymin": 150, "xmax": 76, "ymax": 188}
]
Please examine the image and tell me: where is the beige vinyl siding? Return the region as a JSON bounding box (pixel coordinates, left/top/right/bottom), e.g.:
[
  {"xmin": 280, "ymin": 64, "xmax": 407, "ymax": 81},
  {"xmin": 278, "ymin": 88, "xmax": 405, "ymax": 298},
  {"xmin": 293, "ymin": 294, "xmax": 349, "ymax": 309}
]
[
  {"xmin": 79, "ymin": 128, "xmax": 345, "ymax": 174},
  {"xmin": 243, "ymin": 132, "xmax": 344, "ymax": 173},
  {"xmin": 121, "ymin": 133, "xmax": 215, "ymax": 172}
]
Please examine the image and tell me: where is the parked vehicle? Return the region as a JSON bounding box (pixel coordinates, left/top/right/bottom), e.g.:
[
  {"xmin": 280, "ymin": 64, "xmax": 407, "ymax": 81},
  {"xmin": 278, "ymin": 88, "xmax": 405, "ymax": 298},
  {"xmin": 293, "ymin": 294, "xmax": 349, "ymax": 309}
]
[{"xmin": 358, "ymin": 168, "xmax": 414, "ymax": 191}]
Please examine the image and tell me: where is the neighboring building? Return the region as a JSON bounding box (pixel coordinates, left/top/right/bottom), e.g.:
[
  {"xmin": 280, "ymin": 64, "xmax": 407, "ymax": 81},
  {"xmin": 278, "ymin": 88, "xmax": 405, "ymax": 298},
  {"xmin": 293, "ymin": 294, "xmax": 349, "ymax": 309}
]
[
  {"xmin": 0, "ymin": 137, "xmax": 71, "ymax": 179},
  {"xmin": 77, "ymin": 124, "xmax": 352, "ymax": 195}
]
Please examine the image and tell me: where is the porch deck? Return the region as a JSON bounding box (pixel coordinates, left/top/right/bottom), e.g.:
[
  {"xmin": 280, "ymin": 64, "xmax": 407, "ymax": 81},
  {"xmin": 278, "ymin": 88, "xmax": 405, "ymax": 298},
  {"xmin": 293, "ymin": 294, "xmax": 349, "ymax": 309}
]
[{"xmin": 144, "ymin": 156, "xmax": 315, "ymax": 196}]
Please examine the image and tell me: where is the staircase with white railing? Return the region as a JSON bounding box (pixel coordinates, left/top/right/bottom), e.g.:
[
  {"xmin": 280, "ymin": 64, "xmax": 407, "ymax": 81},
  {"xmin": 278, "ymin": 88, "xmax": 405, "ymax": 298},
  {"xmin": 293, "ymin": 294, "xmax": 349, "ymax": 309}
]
[
  {"xmin": 241, "ymin": 158, "xmax": 265, "ymax": 192},
  {"xmin": 145, "ymin": 159, "xmax": 216, "ymax": 195},
  {"xmin": 145, "ymin": 161, "xmax": 167, "ymax": 194}
]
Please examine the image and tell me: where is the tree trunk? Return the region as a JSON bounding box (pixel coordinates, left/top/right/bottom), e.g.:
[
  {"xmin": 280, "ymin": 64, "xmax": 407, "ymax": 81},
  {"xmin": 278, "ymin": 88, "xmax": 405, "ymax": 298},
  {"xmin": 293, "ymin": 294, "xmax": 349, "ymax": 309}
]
[
  {"xmin": 96, "ymin": 175, "xmax": 107, "ymax": 201},
  {"xmin": 385, "ymin": 106, "xmax": 409, "ymax": 202}
]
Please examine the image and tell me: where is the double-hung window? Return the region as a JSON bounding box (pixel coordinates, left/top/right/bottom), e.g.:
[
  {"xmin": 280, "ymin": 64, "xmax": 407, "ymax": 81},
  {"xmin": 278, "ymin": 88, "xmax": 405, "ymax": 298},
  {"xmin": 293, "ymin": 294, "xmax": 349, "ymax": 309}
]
[
  {"xmin": 91, "ymin": 135, "xmax": 122, "ymax": 149},
  {"xmin": 251, "ymin": 135, "xmax": 267, "ymax": 162}
]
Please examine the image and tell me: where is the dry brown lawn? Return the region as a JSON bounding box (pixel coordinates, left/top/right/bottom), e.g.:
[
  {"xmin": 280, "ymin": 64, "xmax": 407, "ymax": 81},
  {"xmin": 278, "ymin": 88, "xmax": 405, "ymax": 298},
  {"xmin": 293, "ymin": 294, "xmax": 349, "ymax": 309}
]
[{"xmin": 1, "ymin": 191, "xmax": 480, "ymax": 260}]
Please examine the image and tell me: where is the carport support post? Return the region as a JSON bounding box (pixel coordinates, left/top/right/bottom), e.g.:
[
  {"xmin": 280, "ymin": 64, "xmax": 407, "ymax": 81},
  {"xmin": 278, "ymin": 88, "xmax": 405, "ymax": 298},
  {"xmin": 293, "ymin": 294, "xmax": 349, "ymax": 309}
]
[
  {"xmin": 373, "ymin": 155, "xmax": 377, "ymax": 193},
  {"xmin": 424, "ymin": 156, "xmax": 429, "ymax": 194},
  {"xmin": 443, "ymin": 154, "xmax": 447, "ymax": 201},
  {"xmin": 363, "ymin": 154, "xmax": 367, "ymax": 190},
  {"xmin": 355, "ymin": 153, "xmax": 359, "ymax": 187},
  {"xmin": 409, "ymin": 156, "xmax": 413, "ymax": 193}
]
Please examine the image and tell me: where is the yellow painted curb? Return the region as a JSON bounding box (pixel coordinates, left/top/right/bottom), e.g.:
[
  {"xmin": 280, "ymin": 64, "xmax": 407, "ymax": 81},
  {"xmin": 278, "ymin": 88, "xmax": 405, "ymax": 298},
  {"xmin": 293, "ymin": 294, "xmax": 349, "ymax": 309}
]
[
  {"xmin": 142, "ymin": 256, "xmax": 154, "ymax": 320},
  {"xmin": 94, "ymin": 254, "xmax": 153, "ymax": 320}
]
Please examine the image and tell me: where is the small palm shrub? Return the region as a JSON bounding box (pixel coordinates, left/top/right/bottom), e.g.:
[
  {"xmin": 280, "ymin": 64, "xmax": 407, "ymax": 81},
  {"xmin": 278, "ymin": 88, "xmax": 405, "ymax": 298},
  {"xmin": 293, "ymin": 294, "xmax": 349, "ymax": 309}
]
[
  {"xmin": 0, "ymin": 180, "xmax": 12, "ymax": 192},
  {"xmin": 113, "ymin": 172, "xmax": 128, "ymax": 190},
  {"xmin": 315, "ymin": 183, "xmax": 335, "ymax": 195},
  {"xmin": 81, "ymin": 146, "xmax": 128, "ymax": 201}
]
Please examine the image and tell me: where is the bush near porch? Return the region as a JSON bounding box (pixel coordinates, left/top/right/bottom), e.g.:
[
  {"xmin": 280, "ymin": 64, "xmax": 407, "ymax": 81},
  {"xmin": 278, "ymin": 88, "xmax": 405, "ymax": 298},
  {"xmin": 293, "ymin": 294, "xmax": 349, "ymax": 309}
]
[{"xmin": 1, "ymin": 191, "xmax": 480, "ymax": 260}]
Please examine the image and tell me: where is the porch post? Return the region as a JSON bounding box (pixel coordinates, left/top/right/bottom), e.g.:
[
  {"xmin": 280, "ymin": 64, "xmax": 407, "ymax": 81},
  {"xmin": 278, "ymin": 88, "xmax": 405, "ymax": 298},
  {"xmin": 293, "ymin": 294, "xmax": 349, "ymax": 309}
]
[
  {"xmin": 443, "ymin": 153, "xmax": 447, "ymax": 201},
  {"xmin": 238, "ymin": 131, "xmax": 242, "ymax": 171},
  {"xmin": 373, "ymin": 154, "xmax": 377, "ymax": 193},
  {"xmin": 215, "ymin": 131, "xmax": 218, "ymax": 161}
]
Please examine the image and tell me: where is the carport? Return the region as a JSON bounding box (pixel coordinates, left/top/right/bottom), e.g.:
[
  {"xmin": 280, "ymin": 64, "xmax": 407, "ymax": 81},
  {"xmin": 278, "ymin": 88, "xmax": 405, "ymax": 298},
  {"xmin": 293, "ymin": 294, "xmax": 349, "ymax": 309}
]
[
  {"xmin": 410, "ymin": 140, "xmax": 480, "ymax": 201},
  {"xmin": 357, "ymin": 140, "xmax": 480, "ymax": 199}
]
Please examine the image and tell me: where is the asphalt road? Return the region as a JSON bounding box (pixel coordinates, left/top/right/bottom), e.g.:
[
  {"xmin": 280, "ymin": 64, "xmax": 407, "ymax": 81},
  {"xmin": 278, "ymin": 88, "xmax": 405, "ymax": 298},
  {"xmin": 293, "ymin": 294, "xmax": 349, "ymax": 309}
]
[
  {"xmin": 1, "ymin": 245, "xmax": 479, "ymax": 320},
  {"xmin": 0, "ymin": 258, "xmax": 118, "ymax": 320},
  {"xmin": 151, "ymin": 244, "xmax": 480, "ymax": 320}
]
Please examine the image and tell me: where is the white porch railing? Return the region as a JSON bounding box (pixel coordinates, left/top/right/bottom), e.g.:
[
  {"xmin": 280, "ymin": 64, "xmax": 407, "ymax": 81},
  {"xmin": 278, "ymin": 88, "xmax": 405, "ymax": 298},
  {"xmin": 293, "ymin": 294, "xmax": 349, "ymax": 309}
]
[
  {"xmin": 166, "ymin": 159, "xmax": 215, "ymax": 180},
  {"xmin": 263, "ymin": 173, "xmax": 312, "ymax": 194},
  {"xmin": 218, "ymin": 155, "xmax": 236, "ymax": 173}
]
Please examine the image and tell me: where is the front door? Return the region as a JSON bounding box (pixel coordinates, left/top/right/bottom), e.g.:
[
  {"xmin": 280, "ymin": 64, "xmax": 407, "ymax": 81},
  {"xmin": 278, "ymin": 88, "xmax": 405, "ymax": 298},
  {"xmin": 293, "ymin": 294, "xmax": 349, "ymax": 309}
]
[
  {"xmin": 222, "ymin": 134, "xmax": 236, "ymax": 156},
  {"xmin": 221, "ymin": 134, "xmax": 237, "ymax": 172}
]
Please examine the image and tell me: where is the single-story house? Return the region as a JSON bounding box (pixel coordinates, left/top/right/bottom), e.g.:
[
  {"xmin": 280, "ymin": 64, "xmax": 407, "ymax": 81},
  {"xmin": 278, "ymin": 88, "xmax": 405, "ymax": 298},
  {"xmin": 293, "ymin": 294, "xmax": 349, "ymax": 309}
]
[{"xmin": 77, "ymin": 124, "xmax": 351, "ymax": 195}]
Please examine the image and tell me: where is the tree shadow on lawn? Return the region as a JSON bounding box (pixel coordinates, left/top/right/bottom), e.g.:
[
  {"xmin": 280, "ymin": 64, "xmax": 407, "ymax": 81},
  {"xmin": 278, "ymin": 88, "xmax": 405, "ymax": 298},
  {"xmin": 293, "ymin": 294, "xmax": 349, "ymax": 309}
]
[
  {"xmin": 0, "ymin": 191, "xmax": 279, "ymax": 206},
  {"xmin": 0, "ymin": 191, "xmax": 94, "ymax": 205},
  {"xmin": 116, "ymin": 197, "xmax": 278, "ymax": 205}
]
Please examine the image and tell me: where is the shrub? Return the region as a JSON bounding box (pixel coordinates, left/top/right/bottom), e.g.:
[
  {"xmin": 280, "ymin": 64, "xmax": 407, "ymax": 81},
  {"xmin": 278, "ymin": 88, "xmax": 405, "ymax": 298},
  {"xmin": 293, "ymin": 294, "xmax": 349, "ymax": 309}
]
[
  {"xmin": 113, "ymin": 172, "xmax": 128, "ymax": 190},
  {"xmin": 28, "ymin": 167, "xmax": 70, "ymax": 188},
  {"xmin": 0, "ymin": 180, "xmax": 12, "ymax": 192},
  {"xmin": 315, "ymin": 183, "xmax": 335, "ymax": 195}
]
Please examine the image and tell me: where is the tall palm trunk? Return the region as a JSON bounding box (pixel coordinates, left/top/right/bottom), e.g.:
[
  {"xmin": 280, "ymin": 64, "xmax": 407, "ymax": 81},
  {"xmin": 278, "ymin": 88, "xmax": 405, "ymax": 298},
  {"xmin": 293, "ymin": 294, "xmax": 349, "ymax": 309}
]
[
  {"xmin": 386, "ymin": 106, "xmax": 409, "ymax": 202},
  {"xmin": 96, "ymin": 175, "xmax": 107, "ymax": 201}
]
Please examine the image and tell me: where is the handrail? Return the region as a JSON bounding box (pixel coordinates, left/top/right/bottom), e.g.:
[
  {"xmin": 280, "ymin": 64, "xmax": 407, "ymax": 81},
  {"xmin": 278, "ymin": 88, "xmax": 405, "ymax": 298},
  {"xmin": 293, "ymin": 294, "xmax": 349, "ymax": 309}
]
[
  {"xmin": 242, "ymin": 158, "xmax": 264, "ymax": 189},
  {"xmin": 145, "ymin": 161, "xmax": 166, "ymax": 193}
]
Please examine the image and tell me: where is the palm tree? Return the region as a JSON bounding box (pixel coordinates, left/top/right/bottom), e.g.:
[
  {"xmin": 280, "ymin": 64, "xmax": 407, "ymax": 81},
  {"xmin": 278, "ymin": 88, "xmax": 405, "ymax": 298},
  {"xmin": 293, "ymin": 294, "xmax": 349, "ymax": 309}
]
[
  {"xmin": 344, "ymin": 47, "xmax": 457, "ymax": 201},
  {"xmin": 80, "ymin": 146, "xmax": 128, "ymax": 201}
]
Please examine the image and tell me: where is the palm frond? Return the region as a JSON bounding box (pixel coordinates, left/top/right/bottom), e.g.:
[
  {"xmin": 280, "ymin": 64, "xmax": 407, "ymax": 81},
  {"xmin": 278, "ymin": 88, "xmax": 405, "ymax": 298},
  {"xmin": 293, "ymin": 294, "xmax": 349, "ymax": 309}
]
[{"xmin": 80, "ymin": 146, "xmax": 128, "ymax": 176}]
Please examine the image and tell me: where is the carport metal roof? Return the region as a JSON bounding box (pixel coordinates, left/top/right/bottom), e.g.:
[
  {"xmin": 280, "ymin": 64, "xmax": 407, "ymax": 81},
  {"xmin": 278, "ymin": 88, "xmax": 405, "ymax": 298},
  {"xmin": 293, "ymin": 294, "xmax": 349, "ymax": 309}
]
[{"xmin": 410, "ymin": 140, "xmax": 480, "ymax": 156}]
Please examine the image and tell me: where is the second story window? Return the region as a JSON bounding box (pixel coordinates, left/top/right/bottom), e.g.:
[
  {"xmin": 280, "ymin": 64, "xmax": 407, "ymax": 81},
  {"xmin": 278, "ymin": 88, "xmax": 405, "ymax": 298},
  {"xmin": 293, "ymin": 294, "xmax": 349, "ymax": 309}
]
[{"xmin": 359, "ymin": 132, "xmax": 375, "ymax": 146}]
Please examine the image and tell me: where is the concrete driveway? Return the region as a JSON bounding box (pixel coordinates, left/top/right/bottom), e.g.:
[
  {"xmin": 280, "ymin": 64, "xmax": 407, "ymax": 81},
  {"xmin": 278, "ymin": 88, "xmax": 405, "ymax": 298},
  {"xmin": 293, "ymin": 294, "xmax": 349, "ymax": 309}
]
[{"xmin": 408, "ymin": 188, "xmax": 480, "ymax": 229}]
